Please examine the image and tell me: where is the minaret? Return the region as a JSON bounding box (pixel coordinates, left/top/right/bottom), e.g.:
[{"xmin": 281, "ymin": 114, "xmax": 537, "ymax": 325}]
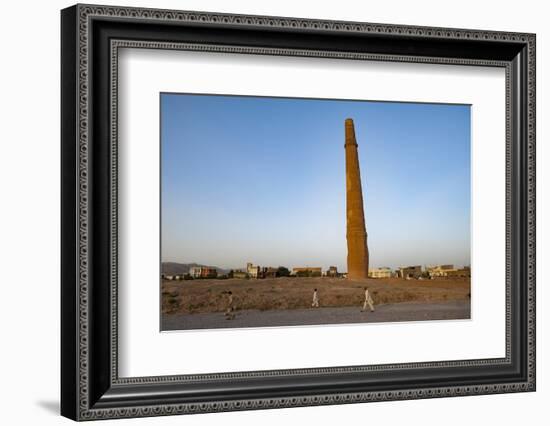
[{"xmin": 345, "ymin": 118, "xmax": 369, "ymax": 279}]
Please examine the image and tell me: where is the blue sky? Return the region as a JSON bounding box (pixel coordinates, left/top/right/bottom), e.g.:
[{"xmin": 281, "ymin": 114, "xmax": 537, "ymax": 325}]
[{"xmin": 161, "ymin": 93, "xmax": 471, "ymax": 271}]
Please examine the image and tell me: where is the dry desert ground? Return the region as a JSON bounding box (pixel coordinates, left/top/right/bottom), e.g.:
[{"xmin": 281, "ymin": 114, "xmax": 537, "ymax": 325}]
[{"xmin": 162, "ymin": 276, "xmax": 470, "ymax": 315}]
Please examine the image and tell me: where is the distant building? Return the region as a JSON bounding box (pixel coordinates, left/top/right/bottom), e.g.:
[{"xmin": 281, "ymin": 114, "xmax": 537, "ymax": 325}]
[
  {"xmin": 189, "ymin": 266, "xmax": 217, "ymax": 279},
  {"xmin": 426, "ymin": 264, "xmax": 454, "ymax": 278},
  {"xmin": 232, "ymin": 270, "xmax": 248, "ymax": 279},
  {"xmin": 325, "ymin": 266, "xmax": 339, "ymax": 277},
  {"xmin": 368, "ymin": 267, "xmax": 392, "ymax": 278},
  {"xmin": 263, "ymin": 267, "xmax": 278, "ymax": 278},
  {"xmin": 292, "ymin": 267, "xmax": 322, "ymax": 277},
  {"xmin": 426, "ymin": 265, "xmax": 470, "ymax": 278},
  {"xmin": 189, "ymin": 266, "xmax": 201, "ymax": 278},
  {"xmin": 397, "ymin": 265, "xmax": 422, "ymax": 279},
  {"xmin": 446, "ymin": 267, "xmax": 471, "ymax": 278},
  {"xmin": 202, "ymin": 267, "xmax": 217, "ymax": 278},
  {"xmin": 246, "ymin": 263, "xmax": 261, "ymax": 278},
  {"xmin": 430, "ymin": 266, "xmax": 471, "ymax": 278}
]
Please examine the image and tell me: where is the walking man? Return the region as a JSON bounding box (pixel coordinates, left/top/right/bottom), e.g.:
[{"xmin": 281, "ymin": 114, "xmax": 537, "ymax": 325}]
[
  {"xmin": 312, "ymin": 288, "xmax": 320, "ymax": 308},
  {"xmin": 225, "ymin": 291, "xmax": 235, "ymax": 320},
  {"xmin": 361, "ymin": 287, "xmax": 375, "ymax": 312}
]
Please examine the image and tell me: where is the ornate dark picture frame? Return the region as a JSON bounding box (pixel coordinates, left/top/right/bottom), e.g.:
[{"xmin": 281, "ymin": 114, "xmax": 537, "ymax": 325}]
[{"xmin": 61, "ymin": 4, "xmax": 536, "ymax": 421}]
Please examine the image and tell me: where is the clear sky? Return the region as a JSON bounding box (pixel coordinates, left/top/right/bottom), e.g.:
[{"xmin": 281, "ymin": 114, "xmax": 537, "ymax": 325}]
[{"xmin": 161, "ymin": 93, "xmax": 471, "ymax": 271}]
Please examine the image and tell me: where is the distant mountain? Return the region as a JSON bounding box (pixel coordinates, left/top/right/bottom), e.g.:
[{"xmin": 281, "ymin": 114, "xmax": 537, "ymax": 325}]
[{"xmin": 161, "ymin": 262, "xmax": 230, "ymax": 275}]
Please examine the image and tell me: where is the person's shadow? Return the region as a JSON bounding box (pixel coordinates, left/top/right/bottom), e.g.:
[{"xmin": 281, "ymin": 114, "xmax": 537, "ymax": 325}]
[{"xmin": 36, "ymin": 400, "xmax": 59, "ymax": 415}]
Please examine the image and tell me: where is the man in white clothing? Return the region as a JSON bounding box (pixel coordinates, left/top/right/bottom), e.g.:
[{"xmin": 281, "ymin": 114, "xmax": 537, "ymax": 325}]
[
  {"xmin": 361, "ymin": 287, "xmax": 375, "ymax": 312},
  {"xmin": 312, "ymin": 288, "xmax": 320, "ymax": 308},
  {"xmin": 225, "ymin": 291, "xmax": 235, "ymax": 320}
]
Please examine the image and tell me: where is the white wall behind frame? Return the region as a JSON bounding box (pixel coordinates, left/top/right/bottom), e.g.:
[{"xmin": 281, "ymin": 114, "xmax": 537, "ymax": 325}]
[{"xmin": 118, "ymin": 48, "xmax": 506, "ymax": 378}]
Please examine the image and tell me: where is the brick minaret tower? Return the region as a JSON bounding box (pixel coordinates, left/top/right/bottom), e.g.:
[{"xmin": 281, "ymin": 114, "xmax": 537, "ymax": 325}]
[{"xmin": 345, "ymin": 118, "xmax": 369, "ymax": 279}]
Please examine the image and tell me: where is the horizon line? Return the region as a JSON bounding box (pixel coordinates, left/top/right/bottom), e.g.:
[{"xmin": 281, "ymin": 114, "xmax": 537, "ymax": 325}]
[{"xmin": 161, "ymin": 260, "xmax": 471, "ymax": 270}]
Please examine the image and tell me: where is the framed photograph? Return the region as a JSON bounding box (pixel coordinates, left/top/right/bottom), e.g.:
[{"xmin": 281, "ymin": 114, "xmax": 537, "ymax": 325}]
[{"xmin": 61, "ymin": 4, "xmax": 536, "ymax": 421}]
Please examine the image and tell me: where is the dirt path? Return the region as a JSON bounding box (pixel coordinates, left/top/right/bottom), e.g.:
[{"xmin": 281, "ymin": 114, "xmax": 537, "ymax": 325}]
[{"xmin": 161, "ymin": 300, "xmax": 470, "ymax": 331}]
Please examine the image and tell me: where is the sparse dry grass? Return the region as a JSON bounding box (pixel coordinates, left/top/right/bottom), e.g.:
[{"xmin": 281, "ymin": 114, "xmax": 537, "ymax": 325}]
[{"xmin": 161, "ymin": 277, "xmax": 470, "ymax": 315}]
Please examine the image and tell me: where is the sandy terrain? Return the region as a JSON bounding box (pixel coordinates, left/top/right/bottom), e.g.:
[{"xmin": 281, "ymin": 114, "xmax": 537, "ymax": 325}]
[{"xmin": 161, "ymin": 276, "xmax": 470, "ymax": 315}]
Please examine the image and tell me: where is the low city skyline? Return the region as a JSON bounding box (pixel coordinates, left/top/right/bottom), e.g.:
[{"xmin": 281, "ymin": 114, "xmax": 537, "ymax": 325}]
[
  {"xmin": 161, "ymin": 93, "xmax": 471, "ymax": 271},
  {"xmin": 161, "ymin": 260, "xmax": 471, "ymax": 272}
]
